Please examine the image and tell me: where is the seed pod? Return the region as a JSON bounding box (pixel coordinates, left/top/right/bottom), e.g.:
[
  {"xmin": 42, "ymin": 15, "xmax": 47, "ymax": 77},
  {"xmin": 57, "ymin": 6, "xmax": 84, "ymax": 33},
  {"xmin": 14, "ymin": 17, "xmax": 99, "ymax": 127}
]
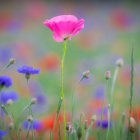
[
  {"xmin": 130, "ymin": 117, "xmax": 136, "ymax": 133},
  {"xmin": 9, "ymin": 58, "xmax": 16, "ymax": 64},
  {"xmin": 25, "ymin": 73, "xmax": 30, "ymax": 80},
  {"xmin": 82, "ymin": 70, "xmax": 90, "ymax": 79},
  {"xmin": 27, "ymin": 115, "xmax": 33, "ymax": 123},
  {"xmin": 7, "ymin": 99, "xmax": 13, "ymax": 106},
  {"xmin": 66, "ymin": 122, "xmax": 71, "ymax": 132},
  {"xmin": 91, "ymin": 115, "xmax": 96, "ymax": 122},
  {"xmin": 105, "ymin": 70, "xmax": 111, "ymax": 80},
  {"xmin": 76, "ymin": 126, "xmax": 82, "ymax": 139},
  {"xmin": 84, "ymin": 120, "xmax": 88, "ymax": 130},
  {"xmin": 31, "ymin": 98, "xmax": 37, "ymax": 105},
  {"xmin": 116, "ymin": 58, "xmax": 124, "ymax": 67},
  {"xmin": 9, "ymin": 122, "xmax": 14, "ymax": 130}
]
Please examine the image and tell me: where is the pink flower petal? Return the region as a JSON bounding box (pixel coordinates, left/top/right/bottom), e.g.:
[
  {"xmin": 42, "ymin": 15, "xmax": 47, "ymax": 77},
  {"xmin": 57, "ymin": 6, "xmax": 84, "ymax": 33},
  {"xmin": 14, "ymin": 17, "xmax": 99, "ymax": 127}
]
[{"xmin": 43, "ymin": 15, "xmax": 84, "ymax": 42}]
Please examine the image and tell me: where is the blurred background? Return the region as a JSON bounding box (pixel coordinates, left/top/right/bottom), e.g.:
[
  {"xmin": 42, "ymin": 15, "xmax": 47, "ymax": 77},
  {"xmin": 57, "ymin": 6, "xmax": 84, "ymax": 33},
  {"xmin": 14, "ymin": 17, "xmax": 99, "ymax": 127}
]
[{"xmin": 0, "ymin": 0, "xmax": 140, "ymax": 139}]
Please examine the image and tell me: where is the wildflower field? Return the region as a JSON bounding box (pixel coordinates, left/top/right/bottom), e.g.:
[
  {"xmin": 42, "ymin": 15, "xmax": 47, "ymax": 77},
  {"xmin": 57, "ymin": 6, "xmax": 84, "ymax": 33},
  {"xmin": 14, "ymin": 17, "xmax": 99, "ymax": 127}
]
[{"xmin": 0, "ymin": 1, "xmax": 140, "ymax": 140}]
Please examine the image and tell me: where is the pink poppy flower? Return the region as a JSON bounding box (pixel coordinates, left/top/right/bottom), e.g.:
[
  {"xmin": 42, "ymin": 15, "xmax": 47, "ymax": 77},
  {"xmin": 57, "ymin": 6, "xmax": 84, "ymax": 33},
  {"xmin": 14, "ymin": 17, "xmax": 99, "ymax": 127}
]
[{"xmin": 43, "ymin": 15, "xmax": 84, "ymax": 42}]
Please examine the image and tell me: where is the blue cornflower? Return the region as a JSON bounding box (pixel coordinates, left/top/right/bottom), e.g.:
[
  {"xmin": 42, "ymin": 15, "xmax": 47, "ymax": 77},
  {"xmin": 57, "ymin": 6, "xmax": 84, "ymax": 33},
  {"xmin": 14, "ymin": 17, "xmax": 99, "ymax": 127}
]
[
  {"xmin": 17, "ymin": 66, "xmax": 40, "ymax": 79},
  {"xmin": 0, "ymin": 76, "xmax": 12, "ymax": 88},
  {"xmin": 17, "ymin": 66, "xmax": 40, "ymax": 75},
  {"xmin": 96, "ymin": 120, "xmax": 111, "ymax": 129},
  {"xmin": 0, "ymin": 90, "xmax": 19, "ymax": 104},
  {"xmin": 22, "ymin": 120, "xmax": 42, "ymax": 131},
  {"xmin": 0, "ymin": 131, "xmax": 7, "ymax": 140}
]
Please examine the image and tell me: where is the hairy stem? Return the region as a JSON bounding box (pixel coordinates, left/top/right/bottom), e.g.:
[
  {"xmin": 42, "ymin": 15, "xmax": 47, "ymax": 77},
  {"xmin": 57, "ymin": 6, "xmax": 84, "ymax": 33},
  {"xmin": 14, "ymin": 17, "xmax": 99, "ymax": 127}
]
[{"xmin": 61, "ymin": 39, "xmax": 67, "ymax": 140}]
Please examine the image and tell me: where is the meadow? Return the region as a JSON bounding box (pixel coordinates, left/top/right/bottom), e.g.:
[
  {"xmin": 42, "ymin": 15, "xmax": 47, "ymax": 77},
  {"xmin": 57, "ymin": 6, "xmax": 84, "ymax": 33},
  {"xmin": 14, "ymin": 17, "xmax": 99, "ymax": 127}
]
[{"xmin": 0, "ymin": 1, "xmax": 140, "ymax": 140}]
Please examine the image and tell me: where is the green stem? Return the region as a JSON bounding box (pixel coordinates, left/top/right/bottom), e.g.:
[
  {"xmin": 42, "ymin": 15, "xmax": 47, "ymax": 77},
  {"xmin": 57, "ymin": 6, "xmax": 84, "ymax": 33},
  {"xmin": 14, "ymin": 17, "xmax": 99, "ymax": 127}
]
[
  {"xmin": 85, "ymin": 118, "xmax": 95, "ymax": 140},
  {"xmin": 50, "ymin": 131, "xmax": 51, "ymax": 140},
  {"xmin": 110, "ymin": 66, "xmax": 119, "ymax": 140},
  {"xmin": 0, "ymin": 62, "xmax": 13, "ymax": 73},
  {"xmin": 31, "ymin": 122, "xmax": 34, "ymax": 140},
  {"xmin": 58, "ymin": 122, "xmax": 61, "ymax": 140},
  {"xmin": 61, "ymin": 39, "xmax": 67, "ymax": 140},
  {"xmin": 127, "ymin": 46, "xmax": 134, "ymax": 140},
  {"xmin": 26, "ymin": 79, "xmax": 34, "ymax": 140},
  {"xmin": 120, "ymin": 112, "xmax": 126, "ymax": 140},
  {"xmin": 52, "ymin": 97, "xmax": 62, "ymax": 140},
  {"xmin": 26, "ymin": 123, "xmax": 31, "ymax": 140},
  {"xmin": 110, "ymin": 66, "xmax": 119, "ymax": 111},
  {"xmin": 16, "ymin": 127, "xmax": 19, "ymax": 140},
  {"xmin": 26, "ymin": 79, "xmax": 32, "ymax": 115},
  {"xmin": 106, "ymin": 104, "xmax": 111, "ymax": 140}
]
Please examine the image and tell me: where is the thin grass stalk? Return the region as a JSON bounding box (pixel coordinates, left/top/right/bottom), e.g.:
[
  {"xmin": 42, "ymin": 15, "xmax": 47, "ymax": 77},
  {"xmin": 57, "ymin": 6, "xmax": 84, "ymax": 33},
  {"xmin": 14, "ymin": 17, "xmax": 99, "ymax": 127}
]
[
  {"xmin": 110, "ymin": 66, "xmax": 120, "ymax": 140},
  {"xmin": 18, "ymin": 128, "xmax": 21, "ymax": 140},
  {"xmin": 82, "ymin": 113, "xmax": 85, "ymax": 140},
  {"xmin": 1, "ymin": 61, "xmax": 13, "ymax": 73},
  {"xmin": 31, "ymin": 122, "xmax": 34, "ymax": 140},
  {"xmin": 52, "ymin": 97, "xmax": 62, "ymax": 140},
  {"xmin": 106, "ymin": 104, "xmax": 111, "ymax": 140},
  {"xmin": 110, "ymin": 66, "xmax": 119, "ymax": 111},
  {"xmin": 14, "ymin": 125, "xmax": 19, "ymax": 140},
  {"xmin": 1, "ymin": 105, "xmax": 13, "ymax": 122},
  {"xmin": 26, "ymin": 123, "xmax": 31, "ymax": 140},
  {"xmin": 85, "ymin": 118, "xmax": 95, "ymax": 140},
  {"xmin": 50, "ymin": 131, "xmax": 51, "ymax": 140},
  {"xmin": 120, "ymin": 112, "xmax": 126, "ymax": 140},
  {"xmin": 58, "ymin": 122, "xmax": 61, "ymax": 140},
  {"xmin": 127, "ymin": 46, "xmax": 134, "ymax": 140},
  {"xmin": 60, "ymin": 39, "xmax": 67, "ymax": 140}
]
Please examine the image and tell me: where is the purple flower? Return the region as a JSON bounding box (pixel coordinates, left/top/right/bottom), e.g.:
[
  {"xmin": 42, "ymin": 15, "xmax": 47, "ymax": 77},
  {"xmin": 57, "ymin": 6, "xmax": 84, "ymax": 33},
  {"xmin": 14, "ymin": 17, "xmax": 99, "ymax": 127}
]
[
  {"xmin": 22, "ymin": 120, "xmax": 42, "ymax": 131},
  {"xmin": 0, "ymin": 131, "xmax": 7, "ymax": 140},
  {"xmin": 0, "ymin": 76, "xmax": 12, "ymax": 88},
  {"xmin": 96, "ymin": 120, "xmax": 111, "ymax": 129},
  {"xmin": 17, "ymin": 66, "xmax": 40, "ymax": 75},
  {"xmin": 0, "ymin": 91, "xmax": 19, "ymax": 104}
]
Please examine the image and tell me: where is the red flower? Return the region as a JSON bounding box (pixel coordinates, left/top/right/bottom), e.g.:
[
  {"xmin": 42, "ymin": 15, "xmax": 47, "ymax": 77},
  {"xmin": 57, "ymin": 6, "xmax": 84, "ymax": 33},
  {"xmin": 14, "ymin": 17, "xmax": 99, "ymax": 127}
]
[{"xmin": 41, "ymin": 113, "xmax": 63, "ymax": 131}]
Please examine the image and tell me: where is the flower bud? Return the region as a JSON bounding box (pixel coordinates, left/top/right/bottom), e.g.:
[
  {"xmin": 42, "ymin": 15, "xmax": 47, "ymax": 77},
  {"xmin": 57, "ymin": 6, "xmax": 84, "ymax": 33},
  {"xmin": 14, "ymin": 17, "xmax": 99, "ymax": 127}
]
[
  {"xmin": 91, "ymin": 115, "xmax": 96, "ymax": 122},
  {"xmin": 31, "ymin": 98, "xmax": 37, "ymax": 105},
  {"xmin": 9, "ymin": 122, "xmax": 14, "ymax": 130},
  {"xmin": 66, "ymin": 122, "xmax": 72, "ymax": 133},
  {"xmin": 7, "ymin": 99, "xmax": 13, "ymax": 106},
  {"xmin": 82, "ymin": 70, "xmax": 90, "ymax": 79},
  {"xmin": 9, "ymin": 58, "xmax": 16, "ymax": 65},
  {"xmin": 1, "ymin": 105, "xmax": 8, "ymax": 115},
  {"xmin": 105, "ymin": 69, "xmax": 111, "ymax": 80},
  {"xmin": 1, "ymin": 104, "xmax": 5, "ymax": 109},
  {"xmin": 76, "ymin": 126, "xmax": 82, "ymax": 139},
  {"xmin": 27, "ymin": 115, "xmax": 33, "ymax": 123},
  {"xmin": 116, "ymin": 58, "xmax": 124, "ymax": 67},
  {"xmin": 130, "ymin": 117, "xmax": 136, "ymax": 133},
  {"xmin": 25, "ymin": 73, "xmax": 30, "ymax": 80},
  {"xmin": 84, "ymin": 120, "xmax": 88, "ymax": 130}
]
